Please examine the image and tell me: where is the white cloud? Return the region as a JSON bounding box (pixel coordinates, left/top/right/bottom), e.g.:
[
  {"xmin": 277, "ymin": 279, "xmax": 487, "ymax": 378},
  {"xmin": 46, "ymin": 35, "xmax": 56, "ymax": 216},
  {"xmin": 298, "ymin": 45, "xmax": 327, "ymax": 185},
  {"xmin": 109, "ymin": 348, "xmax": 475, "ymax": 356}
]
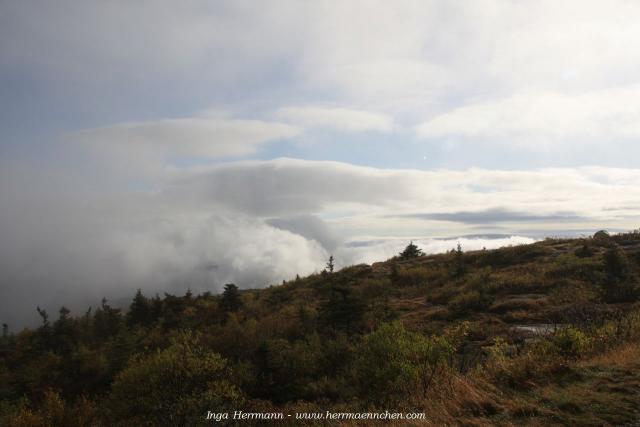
[
  {"xmin": 169, "ymin": 158, "xmax": 416, "ymax": 216},
  {"xmin": 9, "ymin": 1, "xmax": 640, "ymax": 115},
  {"xmin": 6, "ymin": 0, "xmax": 640, "ymax": 151},
  {"xmin": 275, "ymin": 106, "xmax": 393, "ymax": 132},
  {"xmin": 267, "ymin": 215, "xmax": 341, "ymax": 251},
  {"xmin": 169, "ymin": 159, "xmax": 640, "ymax": 225},
  {"xmin": 292, "ymin": 1, "xmax": 640, "ymax": 115},
  {"xmin": 0, "ymin": 1, "xmax": 306, "ymax": 90},
  {"xmin": 108, "ymin": 213, "xmax": 328, "ymax": 291},
  {"xmin": 70, "ymin": 115, "xmax": 300, "ymax": 170},
  {"xmin": 0, "ymin": 192, "xmax": 328, "ymax": 327},
  {"xmin": 415, "ymin": 86, "xmax": 640, "ymax": 146},
  {"xmin": 4, "ymin": 156, "xmax": 640, "ymax": 327}
]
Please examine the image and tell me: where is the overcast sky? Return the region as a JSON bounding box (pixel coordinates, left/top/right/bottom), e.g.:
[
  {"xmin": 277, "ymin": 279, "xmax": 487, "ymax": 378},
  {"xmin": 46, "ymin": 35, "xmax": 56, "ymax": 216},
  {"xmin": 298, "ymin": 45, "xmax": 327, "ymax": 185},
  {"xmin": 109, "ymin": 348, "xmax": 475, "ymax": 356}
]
[{"xmin": 3, "ymin": 1, "xmax": 640, "ymax": 327}]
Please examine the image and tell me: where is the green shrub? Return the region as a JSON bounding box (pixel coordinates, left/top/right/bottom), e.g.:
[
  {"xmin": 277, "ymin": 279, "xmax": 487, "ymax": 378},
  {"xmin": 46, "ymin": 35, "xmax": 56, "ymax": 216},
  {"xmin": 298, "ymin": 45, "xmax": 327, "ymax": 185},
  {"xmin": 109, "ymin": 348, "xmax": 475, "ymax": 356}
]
[
  {"xmin": 575, "ymin": 243, "xmax": 594, "ymax": 258},
  {"xmin": 547, "ymin": 254, "xmax": 602, "ymax": 283},
  {"xmin": 352, "ymin": 322, "xmax": 420, "ymax": 406},
  {"xmin": 486, "ymin": 337, "xmax": 512, "ymax": 369},
  {"xmin": 552, "ymin": 326, "xmax": 590, "ymax": 359},
  {"xmin": 351, "ymin": 322, "xmax": 454, "ymax": 406},
  {"xmin": 105, "ymin": 332, "xmax": 242, "ymax": 426},
  {"xmin": 0, "ymin": 391, "xmax": 97, "ymax": 427},
  {"xmin": 601, "ymin": 247, "xmax": 639, "ymax": 302},
  {"xmin": 450, "ymin": 289, "xmax": 491, "ymax": 314},
  {"xmin": 253, "ymin": 337, "xmax": 324, "ymax": 402},
  {"xmin": 396, "ymin": 267, "xmax": 430, "ymax": 287},
  {"xmin": 478, "ymin": 244, "xmax": 551, "ymax": 267}
]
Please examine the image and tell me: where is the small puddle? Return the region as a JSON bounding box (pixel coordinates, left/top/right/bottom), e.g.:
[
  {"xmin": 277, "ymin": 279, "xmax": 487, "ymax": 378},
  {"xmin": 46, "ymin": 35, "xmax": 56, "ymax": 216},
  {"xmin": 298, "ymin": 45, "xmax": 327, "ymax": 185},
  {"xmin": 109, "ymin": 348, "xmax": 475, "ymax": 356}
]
[{"xmin": 511, "ymin": 324, "xmax": 562, "ymax": 335}]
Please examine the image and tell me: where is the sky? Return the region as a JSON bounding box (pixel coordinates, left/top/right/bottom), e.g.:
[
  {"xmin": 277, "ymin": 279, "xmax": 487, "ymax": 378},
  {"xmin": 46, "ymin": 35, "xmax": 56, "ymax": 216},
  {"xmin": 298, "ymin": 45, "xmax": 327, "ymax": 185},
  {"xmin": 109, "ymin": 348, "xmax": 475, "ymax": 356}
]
[{"xmin": 2, "ymin": 0, "xmax": 640, "ymax": 327}]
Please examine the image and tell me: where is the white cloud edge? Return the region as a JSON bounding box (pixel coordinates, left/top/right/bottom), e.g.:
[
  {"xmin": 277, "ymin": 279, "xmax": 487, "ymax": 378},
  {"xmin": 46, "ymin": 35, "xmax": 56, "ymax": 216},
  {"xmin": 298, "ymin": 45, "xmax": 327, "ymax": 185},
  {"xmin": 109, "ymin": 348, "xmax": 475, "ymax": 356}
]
[
  {"xmin": 69, "ymin": 115, "xmax": 302, "ymax": 160},
  {"xmin": 274, "ymin": 105, "xmax": 394, "ymax": 132},
  {"xmin": 415, "ymin": 86, "xmax": 640, "ymax": 145}
]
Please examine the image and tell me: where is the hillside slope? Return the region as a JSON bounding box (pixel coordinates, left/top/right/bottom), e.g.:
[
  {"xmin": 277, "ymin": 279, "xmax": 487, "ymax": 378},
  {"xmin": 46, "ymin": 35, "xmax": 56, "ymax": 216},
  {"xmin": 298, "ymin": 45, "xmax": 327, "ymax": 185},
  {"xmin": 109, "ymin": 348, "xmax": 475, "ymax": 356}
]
[{"xmin": 2, "ymin": 231, "xmax": 640, "ymax": 425}]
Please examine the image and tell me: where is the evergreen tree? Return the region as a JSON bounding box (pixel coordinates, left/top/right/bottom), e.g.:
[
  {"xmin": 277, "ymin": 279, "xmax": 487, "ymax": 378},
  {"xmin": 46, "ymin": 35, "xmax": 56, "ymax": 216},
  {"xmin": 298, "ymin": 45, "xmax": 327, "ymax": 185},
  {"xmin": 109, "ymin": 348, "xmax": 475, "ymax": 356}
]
[
  {"xmin": 399, "ymin": 241, "xmax": 423, "ymax": 259},
  {"xmin": 604, "ymin": 246, "xmax": 630, "ymax": 282},
  {"xmin": 326, "ymin": 255, "xmax": 335, "ymax": 273},
  {"xmin": 53, "ymin": 306, "xmax": 73, "ymax": 333},
  {"xmin": 127, "ymin": 289, "xmax": 151, "ymax": 327},
  {"xmin": 35, "ymin": 306, "xmax": 51, "ymax": 348},
  {"xmin": 451, "ymin": 243, "xmax": 465, "ymax": 277},
  {"xmin": 93, "ymin": 298, "xmax": 123, "ymax": 339},
  {"xmin": 53, "ymin": 306, "xmax": 75, "ymax": 353},
  {"xmin": 77, "ymin": 307, "xmax": 93, "ymax": 343},
  {"xmin": 36, "ymin": 306, "xmax": 49, "ymax": 329},
  {"xmin": 161, "ymin": 293, "xmax": 186, "ymax": 329},
  {"xmin": 220, "ymin": 283, "xmax": 242, "ymax": 312},
  {"xmin": 602, "ymin": 246, "xmax": 638, "ymax": 302},
  {"xmin": 150, "ymin": 293, "xmax": 163, "ymax": 323}
]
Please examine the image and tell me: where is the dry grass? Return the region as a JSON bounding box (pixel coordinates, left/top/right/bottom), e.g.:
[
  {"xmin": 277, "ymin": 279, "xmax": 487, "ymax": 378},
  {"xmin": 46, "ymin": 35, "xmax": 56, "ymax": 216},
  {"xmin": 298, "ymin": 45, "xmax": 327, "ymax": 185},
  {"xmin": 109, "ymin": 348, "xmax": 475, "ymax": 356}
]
[
  {"xmin": 582, "ymin": 341, "xmax": 640, "ymax": 368},
  {"xmin": 397, "ymin": 342, "xmax": 640, "ymax": 426}
]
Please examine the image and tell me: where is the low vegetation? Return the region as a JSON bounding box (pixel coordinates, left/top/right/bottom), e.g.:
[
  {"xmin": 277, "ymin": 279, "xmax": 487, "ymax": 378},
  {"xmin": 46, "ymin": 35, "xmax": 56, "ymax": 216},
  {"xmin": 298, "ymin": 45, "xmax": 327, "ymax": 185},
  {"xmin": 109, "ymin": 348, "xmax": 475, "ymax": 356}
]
[{"xmin": 3, "ymin": 230, "xmax": 640, "ymax": 425}]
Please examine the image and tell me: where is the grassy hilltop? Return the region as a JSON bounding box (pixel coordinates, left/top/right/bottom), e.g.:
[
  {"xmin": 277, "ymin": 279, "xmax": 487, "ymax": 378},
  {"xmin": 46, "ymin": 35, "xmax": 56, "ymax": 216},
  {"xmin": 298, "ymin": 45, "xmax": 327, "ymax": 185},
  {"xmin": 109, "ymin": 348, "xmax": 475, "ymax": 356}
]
[{"xmin": 3, "ymin": 231, "xmax": 640, "ymax": 425}]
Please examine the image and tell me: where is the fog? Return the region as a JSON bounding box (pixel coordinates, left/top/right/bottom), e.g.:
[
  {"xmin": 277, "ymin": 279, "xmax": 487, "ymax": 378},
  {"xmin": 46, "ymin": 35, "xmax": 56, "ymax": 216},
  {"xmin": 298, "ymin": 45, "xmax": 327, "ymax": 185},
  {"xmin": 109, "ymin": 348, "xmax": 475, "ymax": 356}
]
[{"xmin": 2, "ymin": 149, "xmax": 639, "ymax": 328}]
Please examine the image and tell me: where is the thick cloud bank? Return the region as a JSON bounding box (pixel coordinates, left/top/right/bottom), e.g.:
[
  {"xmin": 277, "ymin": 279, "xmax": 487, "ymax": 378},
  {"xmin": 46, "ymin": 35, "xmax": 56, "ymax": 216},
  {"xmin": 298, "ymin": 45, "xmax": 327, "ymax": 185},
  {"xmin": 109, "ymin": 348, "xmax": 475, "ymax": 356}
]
[{"xmin": 3, "ymin": 155, "xmax": 640, "ymax": 328}]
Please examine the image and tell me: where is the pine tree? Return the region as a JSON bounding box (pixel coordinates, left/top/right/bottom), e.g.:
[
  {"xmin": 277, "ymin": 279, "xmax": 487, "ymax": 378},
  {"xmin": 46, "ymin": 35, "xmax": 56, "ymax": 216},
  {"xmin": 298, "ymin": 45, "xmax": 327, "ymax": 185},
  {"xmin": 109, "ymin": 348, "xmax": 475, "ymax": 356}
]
[
  {"xmin": 604, "ymin": 246, "xmax": 630, "ymax": 282},
  {"xmin": 602, "ymin": 246, "xmax": 638, "ymax": 302},
  {"xmin": 94, "ymin": 298, "xmax": 123, "ymax": 339},
  {"xmin": 220, "ymin": 283, "xmax": 242, "ymax": 312},
  {"xmin": 127, "ymin": 289, "xmax": 151, "ymax": 327},
  {"xmin": 399, "ymin": 241, "xmax": 423, "ymax": 259},
  {"xmin": 35, "ymin": 306, "xmax": 51, "ymax": 348},
  {"xmin": 36, "ymin": 306, "xmax": 49, "ymax": 328},
  {"xmin": 53, "ymin": 306, "xmax": 75, "ymax": 353},
  {"xmin": 451, "ymin": 243, "xmax": 465, "ymax": 277},
  {"xmin": 54, "ymin": 306, "xmax": 72, "ymax": 332},
  {"xmin": 150, "ymin": 294, "xmax": 163, "ymax": 323},
  {"xmin": 326, "ymin": 255, "xmax": 335, "ymax": 273}
]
